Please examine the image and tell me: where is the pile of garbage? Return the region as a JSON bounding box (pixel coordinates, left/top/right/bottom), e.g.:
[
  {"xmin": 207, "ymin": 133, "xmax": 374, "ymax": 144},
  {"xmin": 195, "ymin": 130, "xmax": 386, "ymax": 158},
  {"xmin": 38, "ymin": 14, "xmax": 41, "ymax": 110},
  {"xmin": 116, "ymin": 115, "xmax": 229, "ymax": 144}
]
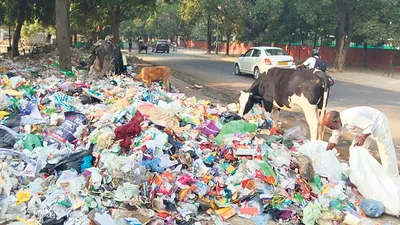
[{"xmin": 0, "ymin": 51, "xmax": 394, "ymax": 225}]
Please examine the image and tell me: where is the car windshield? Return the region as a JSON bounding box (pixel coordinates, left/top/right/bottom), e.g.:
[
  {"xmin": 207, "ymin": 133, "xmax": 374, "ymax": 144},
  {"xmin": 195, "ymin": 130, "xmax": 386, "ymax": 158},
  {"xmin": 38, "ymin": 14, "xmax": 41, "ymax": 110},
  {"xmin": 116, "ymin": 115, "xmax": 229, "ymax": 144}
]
[{"xmin": 265, "ymin": 49, "xmax": 288, "ymax": 56}]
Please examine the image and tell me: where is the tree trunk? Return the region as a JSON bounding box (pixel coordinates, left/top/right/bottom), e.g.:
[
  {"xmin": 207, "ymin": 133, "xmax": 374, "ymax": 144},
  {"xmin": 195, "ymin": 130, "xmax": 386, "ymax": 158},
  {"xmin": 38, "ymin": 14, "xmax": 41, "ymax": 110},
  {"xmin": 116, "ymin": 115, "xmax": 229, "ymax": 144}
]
[
  {"xmin": 74, "ymin": 32, "xmax": 77, "ymax": 45},
  {"xmin": 8, "ymin": 25, "xmax": 12, "ymax": 48},
  {"xmin": 111, "ymin": 9, "xmax": 121, "ymax": 46},
  {"xmin": 334, "ymin": 0, "xmax": 353, "ymax": 72},
  {"xmin": 336, "ymin": 36, "xmax": 346, "ymax": 72},
  {"xmin": 56, "ymin": 0, "xmax": 72, "ymax": 71},
  {"xmin": 333, "ymin": 28, "xmax": 339, "ymax": 69},
  {"xmin": 362, "ymin": 42, "xmax": 367, "ymax": 67},
  {"xmin": 298, "ymin": 40, "xmax": 302, "ymax": 59},
  {"xmin": 206, "ymin": 15, "xmax": 212, "ymax": 54},
  {"xmin": 226, "ymin": 34, "xmax": 230, "ymax": 55},
  {"xmin": 337, "ymin": 19, "xmax": 353, "ymax": 72},
  {"xmin": 12, "ymin": 0, "xmax": 27, "ymax": 57},
  {"xmin": 313, "ymin": 31, "xmax": 318, "ymax": 49}
]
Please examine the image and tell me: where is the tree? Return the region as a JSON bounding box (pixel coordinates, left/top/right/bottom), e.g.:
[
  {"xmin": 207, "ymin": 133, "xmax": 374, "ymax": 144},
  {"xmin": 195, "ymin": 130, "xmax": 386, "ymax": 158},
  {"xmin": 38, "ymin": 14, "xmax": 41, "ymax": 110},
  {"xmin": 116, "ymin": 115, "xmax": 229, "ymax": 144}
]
[
  {"xmin": 236, "ymin": 0, "xmax": 283, "ymax": 42},
  {"xmin": 143, "ymin": 0, "xmax": 180, "ymax": 40},
  {"xmin": 352, "ymin": 0, "xmax": 400, "ymax": 67},
  {"xmin": 180, "ymin": 0, "xmax": 217, "ymax": 53},
  {"xmin": 332, "ymin": 0, "xmax": 400, "ymax": 72},
  {"xmin": 56, "ymin": 0, "xmax": 72, "ymax": 70},
  {"xmin": 96, "ymin": 0, "xmax": 156, "ymax": 45},
  {"xmin": 177, "ymin": 18, "xmax": 195, "ymax": 47},
  {"xmin": 212, "ymin": 0, "xmax": 242, "ymax": 55},
  {"xmin": 21, "ymin": 20, "xmax": 55, "ymax": 41},
  {"xmin": 5, "ymin": 0, "xmax": 29, "ymax": 57},
  {"xmin": 1, "ymin": 0, "xmax": 55, "ymax": 57},
  {"xmin": 70, "ymin": 1, "xmax": 109, "ymax": 42},
  {"xmin": 291, "ymin": 0, "xmax": 337, "ymax": 48}
]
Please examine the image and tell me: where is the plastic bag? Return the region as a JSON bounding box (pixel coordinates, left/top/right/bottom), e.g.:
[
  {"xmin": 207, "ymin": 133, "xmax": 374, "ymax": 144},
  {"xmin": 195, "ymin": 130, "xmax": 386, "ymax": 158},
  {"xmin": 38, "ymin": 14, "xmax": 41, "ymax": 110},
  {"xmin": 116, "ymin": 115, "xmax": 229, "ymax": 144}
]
[
  {"xmin": 16, "ymin": 189, "xmax": 31, "ymax": 203},
  {"xmin": 201, "ymin": 120, "xmax": 220, "ymax": 136},
  {"xmin": 23, "ymin": 133, "xmax": 43, "ymax": 151},
  {"xmin": 80, "ymin": 156, "xmax": 93, "ymax": 172},
  {"xmin": 0, "ymin": 148, "xmax": 35, "ymax": 165},
  {"xmin": 349, "ymin": 145, "xmax": 400, "ymax": 216},
  {"xmin": 359, "ymin": 199, "xmax": 384, "ymax": 218},
  {"xmin": 40, "ymin": 149, "xmax": 92, "ymax": 173},
  {"xmin": 59, "ymin": 70, "xmax": 75, "ymax": 77},
  {"xmin": 283, "ymin": 126, "xmax": 306, "ymax": 141},
  {"xmin": 302, "ymin": 201, "xmax": 322, "ymax": 225},
  {"xmin": 298, "ymin": 140, "xmax": 343, "ymax": 182},
  {"xmin": 215, "ymin": 120, "xmax": 257, "ymax": 145},
  {"xmin": 0, "ymin": 124, "xmax": 23, "ymax": 148},
  {"xmin": 57, "ymin": 169, "xmax": 78, "ymax": 185},
  {"xmin": 44, "ymin": 111, "xmax": 88, "ymax": 148}
]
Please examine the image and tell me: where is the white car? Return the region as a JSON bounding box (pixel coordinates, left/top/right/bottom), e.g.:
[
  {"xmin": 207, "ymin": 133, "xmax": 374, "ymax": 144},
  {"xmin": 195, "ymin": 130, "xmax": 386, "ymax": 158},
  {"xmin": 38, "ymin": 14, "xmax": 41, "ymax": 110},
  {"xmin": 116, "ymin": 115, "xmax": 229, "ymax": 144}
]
[{"xmin": 234, "ymin": 46, "xmax": 296, "ymax": 79}]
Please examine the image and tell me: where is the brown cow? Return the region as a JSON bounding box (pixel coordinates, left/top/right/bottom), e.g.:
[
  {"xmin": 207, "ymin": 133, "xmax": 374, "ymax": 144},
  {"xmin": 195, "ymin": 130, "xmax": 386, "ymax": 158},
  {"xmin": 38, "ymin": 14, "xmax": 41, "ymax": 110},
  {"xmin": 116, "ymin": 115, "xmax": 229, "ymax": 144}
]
[{"xmin": 135, "ymin": 66, "xmax": 171, "ymax": 92}]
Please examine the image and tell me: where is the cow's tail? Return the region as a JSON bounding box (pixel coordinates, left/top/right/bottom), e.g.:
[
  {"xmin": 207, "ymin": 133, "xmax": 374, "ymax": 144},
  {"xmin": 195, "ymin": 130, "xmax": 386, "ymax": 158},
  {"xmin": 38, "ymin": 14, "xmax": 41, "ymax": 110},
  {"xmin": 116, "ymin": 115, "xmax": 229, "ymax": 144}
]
[{"xmin": 318, "ymin": 73, "xmax": 330, "ymax": 140}]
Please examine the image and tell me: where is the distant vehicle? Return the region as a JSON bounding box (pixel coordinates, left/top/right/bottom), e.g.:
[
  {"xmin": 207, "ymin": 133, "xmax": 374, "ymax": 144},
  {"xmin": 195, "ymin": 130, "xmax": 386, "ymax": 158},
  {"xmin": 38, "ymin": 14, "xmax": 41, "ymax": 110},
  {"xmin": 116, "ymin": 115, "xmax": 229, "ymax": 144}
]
[
  {"xmin": 234, "ymin": 46, "xmax": 296, "ymax": 79},
  {"xmin": 172, "ymin": 42, "xmax": 177, "ymax": 52},
  {"xmin": 152, "ymin": 39, "xmax": 169, "ymax": 53},
  {"xmin": 138, "ymin": 40, "xmax": 148, "ymax": 54}
]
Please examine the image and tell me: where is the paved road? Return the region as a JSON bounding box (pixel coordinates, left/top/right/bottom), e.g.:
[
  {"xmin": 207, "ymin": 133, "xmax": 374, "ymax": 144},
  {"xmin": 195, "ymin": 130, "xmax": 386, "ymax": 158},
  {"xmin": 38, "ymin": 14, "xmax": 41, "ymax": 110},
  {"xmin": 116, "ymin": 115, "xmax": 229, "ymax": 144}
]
[{"xmin": 130, "ymin": 48, "xmax": 400, "ymax": 155}]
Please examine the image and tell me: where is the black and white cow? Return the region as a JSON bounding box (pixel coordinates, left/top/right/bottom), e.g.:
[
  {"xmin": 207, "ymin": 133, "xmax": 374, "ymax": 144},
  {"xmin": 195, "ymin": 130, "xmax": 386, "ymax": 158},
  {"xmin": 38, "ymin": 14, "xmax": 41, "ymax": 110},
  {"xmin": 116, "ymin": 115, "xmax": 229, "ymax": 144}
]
[{"xmin": 238, "ymin": 67, "xmax": 331, "ymax": 140}]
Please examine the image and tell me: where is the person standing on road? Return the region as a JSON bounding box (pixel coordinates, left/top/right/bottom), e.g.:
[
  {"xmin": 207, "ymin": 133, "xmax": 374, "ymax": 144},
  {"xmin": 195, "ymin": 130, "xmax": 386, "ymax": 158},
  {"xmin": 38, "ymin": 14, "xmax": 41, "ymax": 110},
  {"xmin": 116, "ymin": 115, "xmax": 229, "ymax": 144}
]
[
  {"xmin": 128, "ymin": 37, "xmax": 133, "ymax": 52},
  {"xmin": 323, "ymin": 106, "xmax": 399, "ymax": 177}
]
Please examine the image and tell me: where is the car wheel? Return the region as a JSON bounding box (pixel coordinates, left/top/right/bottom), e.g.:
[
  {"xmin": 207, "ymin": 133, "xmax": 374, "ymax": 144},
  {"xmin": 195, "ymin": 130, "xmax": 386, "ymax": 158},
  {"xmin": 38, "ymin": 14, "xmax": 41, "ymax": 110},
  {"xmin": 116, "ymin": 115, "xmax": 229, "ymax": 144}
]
[
  {"xmin": 234, "ymin": 64, "xmax": 241, "ymax": 75},
  {"xmin": 253, "ymin": 67, "xmax": 260, "ymax": 79},
  {"xmin": 167, "ymin": 50, "xmax": 169, "ymax": 53}
]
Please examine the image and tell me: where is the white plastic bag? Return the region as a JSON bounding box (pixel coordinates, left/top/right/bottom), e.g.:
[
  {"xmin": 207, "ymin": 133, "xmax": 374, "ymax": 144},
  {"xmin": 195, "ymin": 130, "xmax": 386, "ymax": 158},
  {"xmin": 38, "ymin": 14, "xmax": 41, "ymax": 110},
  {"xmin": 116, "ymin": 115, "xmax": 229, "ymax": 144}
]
[
  {"xmin": 349, "ymin": 146, "xmax": 400, "ymax": 216},
  {"xmin": 298, "ymin": 140, "xmax": 343, "ymax": 182}
]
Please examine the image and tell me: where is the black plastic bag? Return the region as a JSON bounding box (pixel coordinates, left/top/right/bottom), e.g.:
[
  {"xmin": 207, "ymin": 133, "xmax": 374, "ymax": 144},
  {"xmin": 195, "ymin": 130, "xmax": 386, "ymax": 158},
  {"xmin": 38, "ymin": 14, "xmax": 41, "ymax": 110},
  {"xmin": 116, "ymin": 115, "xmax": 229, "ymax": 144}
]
[
  {"xmin": 219, "ymin": 111, "xmax": 242, "ymax": 123},
  {"xmin": 40, "ymin": 149, "xmax": 92, "ymax": 173}
]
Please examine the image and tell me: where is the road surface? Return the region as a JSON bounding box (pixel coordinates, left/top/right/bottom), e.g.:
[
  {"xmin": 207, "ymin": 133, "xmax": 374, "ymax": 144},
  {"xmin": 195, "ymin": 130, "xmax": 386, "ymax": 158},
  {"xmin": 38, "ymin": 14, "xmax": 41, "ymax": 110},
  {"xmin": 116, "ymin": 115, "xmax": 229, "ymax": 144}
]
[{"xmin": 128, "ymin": 48, "xmax": 400, "ymax": 161}]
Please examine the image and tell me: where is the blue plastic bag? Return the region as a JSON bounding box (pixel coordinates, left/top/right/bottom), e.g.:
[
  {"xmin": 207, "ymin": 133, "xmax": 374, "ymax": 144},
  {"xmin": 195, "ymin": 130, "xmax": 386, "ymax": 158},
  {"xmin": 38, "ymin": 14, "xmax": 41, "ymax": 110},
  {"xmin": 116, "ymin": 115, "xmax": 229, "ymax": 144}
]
[
  {"xmin": 80, "ymin": 156, "xmax": 93, "ymax": 172},
  {"xmin": 359, "ymin": 199, "xmax": 384, "ymax": 218}
]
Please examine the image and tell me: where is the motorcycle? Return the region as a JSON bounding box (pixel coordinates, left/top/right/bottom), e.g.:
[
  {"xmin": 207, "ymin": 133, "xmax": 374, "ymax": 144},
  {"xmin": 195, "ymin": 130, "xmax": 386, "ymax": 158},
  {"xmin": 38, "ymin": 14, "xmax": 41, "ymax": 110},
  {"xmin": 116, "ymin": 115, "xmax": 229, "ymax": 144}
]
[{"xmin": 172, "ymin": 43, "xmax": 177, "ymax": 52}]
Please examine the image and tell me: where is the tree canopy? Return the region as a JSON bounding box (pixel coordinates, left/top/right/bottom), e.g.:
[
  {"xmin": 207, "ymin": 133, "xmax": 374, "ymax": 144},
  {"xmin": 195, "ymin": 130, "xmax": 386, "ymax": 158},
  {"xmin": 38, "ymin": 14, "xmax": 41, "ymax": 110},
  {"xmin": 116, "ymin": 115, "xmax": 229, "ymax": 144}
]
[{"xmin": 1, "ymin": 0, "xmax": 399, "ymax": 71}]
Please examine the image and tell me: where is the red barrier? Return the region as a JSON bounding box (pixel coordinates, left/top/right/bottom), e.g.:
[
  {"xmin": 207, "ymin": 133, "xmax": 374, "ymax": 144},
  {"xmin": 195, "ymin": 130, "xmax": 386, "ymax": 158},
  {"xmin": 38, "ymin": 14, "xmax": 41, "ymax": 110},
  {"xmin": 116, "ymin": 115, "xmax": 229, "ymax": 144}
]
[{"xmin": 184, "ymin": 41, "xmax": 400, "ymax": 68}]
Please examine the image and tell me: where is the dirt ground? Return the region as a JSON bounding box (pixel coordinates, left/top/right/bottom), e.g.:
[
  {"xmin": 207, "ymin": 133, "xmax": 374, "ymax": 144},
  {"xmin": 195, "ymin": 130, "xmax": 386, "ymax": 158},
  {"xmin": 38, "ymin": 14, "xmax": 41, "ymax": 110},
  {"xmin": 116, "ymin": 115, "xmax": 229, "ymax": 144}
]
[{"xmin": 129, "ymin": 56, "xmax": 400, "ymax": 225}]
